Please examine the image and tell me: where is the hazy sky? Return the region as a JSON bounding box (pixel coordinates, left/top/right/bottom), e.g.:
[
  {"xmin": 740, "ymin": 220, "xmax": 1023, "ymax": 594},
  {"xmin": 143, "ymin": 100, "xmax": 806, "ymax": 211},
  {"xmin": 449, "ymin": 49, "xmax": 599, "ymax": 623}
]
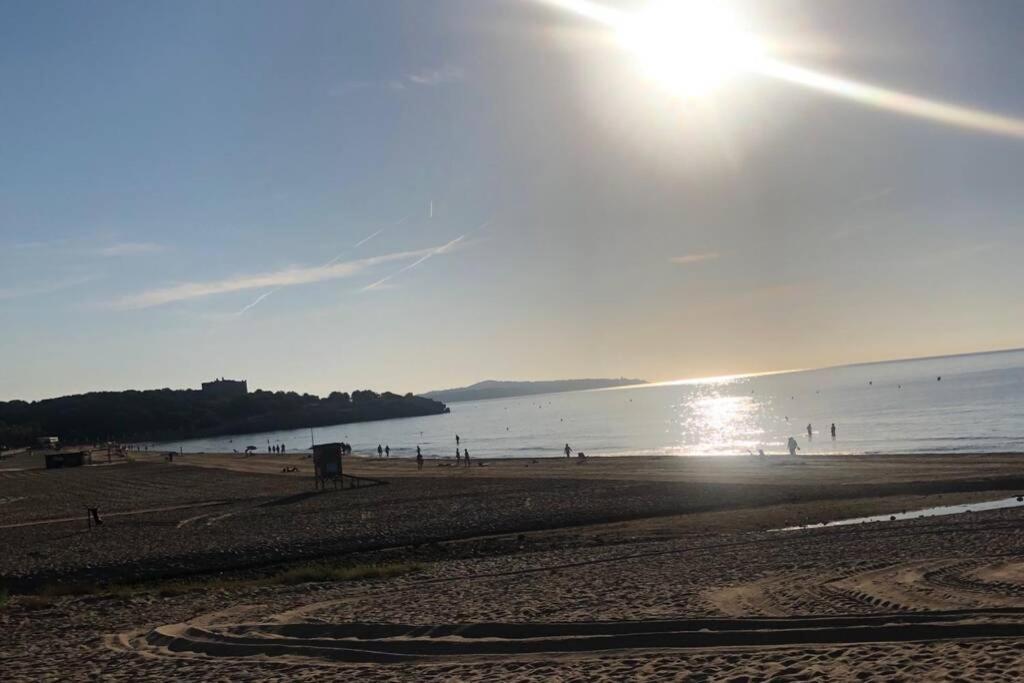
[{"xmin": 3, "ymin": 0, "xmax": 1024, "ymax": 401}]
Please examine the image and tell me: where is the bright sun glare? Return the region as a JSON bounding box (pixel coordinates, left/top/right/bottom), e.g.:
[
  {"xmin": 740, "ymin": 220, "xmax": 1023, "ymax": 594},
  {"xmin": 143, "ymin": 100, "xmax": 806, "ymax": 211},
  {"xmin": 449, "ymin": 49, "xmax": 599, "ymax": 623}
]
[
  {"xmin": 615, "ymin": 0, "xmax": 762, "ymax": 97},
  {"xmin": 544, "ymin": 0, "xmax": 1024, "ymax": 138}
]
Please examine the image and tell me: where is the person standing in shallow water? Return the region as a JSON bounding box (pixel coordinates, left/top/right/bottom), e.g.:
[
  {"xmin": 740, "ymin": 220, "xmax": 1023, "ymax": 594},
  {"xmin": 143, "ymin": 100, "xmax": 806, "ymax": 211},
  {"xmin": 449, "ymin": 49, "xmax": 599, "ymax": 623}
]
[
  {"xmin": 377, "ymin": 444, "xmax": 383, "ymax": 458},
  {"xmin": 806, "ymin": 424, "xmax": 813, "ymax": 440},
  {"xmin": 788, "ymin": 437, "xmax": 800, "ymax": 456},
  {"xmin": 455, "ymin": 448, "xmax": 461, "ymax": 464},
  {"xmin": 464, "ymin": 448, "xmax": 470, "ymax": 467},
  {"xmin": 456, "ymin": 434, "xmax": 460, "ymax": 447},
  {"xmin": 831, "ymin": 423, "xmax": 837, "ymax": 440},
  {"xmin": 385, "ymin": 445, "xmax": 390, "ymax": 458}
]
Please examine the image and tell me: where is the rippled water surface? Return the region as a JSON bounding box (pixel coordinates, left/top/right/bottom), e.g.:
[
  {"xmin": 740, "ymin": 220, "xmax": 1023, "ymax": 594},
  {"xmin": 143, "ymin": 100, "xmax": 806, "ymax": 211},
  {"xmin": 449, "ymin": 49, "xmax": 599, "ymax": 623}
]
[{"xmin": 160, "ymin": 349, "xmax": 1024, "ymax": 459}]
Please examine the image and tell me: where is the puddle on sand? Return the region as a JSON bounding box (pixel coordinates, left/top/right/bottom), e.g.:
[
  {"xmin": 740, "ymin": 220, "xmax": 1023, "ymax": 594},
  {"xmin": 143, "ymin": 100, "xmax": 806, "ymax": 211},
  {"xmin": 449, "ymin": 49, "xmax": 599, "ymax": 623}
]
[{"xmin": 776, "ymin": 495, "xmax": 1024, "ymax": 532}]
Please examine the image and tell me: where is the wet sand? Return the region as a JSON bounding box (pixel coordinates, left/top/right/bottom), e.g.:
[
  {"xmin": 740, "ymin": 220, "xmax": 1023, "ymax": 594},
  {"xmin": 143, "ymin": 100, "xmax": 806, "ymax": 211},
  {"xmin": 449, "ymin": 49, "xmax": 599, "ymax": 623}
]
[{"xmin": 3, "ymin": 452, "xmax": 1024, "ymax": 680}]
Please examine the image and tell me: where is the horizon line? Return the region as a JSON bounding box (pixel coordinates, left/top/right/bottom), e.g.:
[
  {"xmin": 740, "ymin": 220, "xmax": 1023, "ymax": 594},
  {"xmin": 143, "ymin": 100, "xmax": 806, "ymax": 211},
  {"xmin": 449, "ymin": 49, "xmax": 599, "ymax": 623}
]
[{"xmin": 4, "ymin": 344, "xmax": 1024, "ymax": 404}]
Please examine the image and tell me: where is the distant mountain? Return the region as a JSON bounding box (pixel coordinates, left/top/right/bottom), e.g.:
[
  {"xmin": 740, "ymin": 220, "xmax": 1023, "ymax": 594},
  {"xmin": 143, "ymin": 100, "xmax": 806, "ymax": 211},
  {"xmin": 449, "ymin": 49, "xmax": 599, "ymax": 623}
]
[{"xmin": 420, "ymin": 378, "xmax": 646, "ymax": 403}]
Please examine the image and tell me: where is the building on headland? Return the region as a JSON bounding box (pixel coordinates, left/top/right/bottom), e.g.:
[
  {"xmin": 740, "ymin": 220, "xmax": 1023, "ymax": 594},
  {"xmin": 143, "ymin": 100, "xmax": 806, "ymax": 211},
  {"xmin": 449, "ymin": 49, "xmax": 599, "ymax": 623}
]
[{"xmin": 201, "ymin": 378, "xmax": 248, "ymax": 398}]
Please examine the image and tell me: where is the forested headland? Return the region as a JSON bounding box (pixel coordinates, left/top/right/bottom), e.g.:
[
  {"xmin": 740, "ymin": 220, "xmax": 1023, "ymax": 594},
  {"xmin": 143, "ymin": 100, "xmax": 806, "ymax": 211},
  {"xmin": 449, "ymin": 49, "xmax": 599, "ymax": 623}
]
[{"xmin": 0, "ymin": 388, "xmax": 448, "ymax": 446}]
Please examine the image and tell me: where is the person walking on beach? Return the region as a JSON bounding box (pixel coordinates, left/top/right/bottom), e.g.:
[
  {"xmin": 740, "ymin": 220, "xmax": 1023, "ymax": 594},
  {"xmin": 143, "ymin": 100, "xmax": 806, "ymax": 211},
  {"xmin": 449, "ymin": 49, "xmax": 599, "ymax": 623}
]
[
  {"xmin": 456, "ymin": 448, "xmax": 461, "ymax": 464},
  {"xmin": 416, "ymin": 446, "xmax": 423, "ymax": 470},
  {"xmin": 787, "ymin": 436, "xmax": 800, "ymax": 456},
  {"xmin": 806, "ymin": 423, "xmax": 813, "ymax": 440},
  {"xmin": 564, "ymin": 443, "xmax": 572, "ymax": 458},
  {"xmin": 281, "ymin": 444, "xmax": 286, "ymax": 454},
  {"xmin": 377, "ymin": 444, "xmax": 383, "ymax": 458},
  {"xmin": 385, "ymin": 445, "xmax": 390, "ymax": 458},
  {"xmin": 830, "ymin": 423, "xmax": 836, "ymax": 440},
  {"xmin": 464, "ymin": 448, "xmax": 470, "ymax": 467}
]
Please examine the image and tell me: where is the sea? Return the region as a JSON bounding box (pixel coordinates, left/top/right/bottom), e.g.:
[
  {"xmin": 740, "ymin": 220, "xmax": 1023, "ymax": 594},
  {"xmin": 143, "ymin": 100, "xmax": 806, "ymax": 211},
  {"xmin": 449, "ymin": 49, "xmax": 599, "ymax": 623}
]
[{"xmin": 158, "ymin": 349, "xmax": 1024, "ymax": 459}]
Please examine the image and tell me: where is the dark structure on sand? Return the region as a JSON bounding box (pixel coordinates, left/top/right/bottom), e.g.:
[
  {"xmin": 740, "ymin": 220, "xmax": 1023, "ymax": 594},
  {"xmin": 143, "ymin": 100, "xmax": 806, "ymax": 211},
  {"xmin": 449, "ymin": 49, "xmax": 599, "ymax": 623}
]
[
  {"xmin": 312, "ymin": 442, "xmax": 343, "ymax": 490},
  {"xmin": 43, "ymin": 450, "xmax": 91, "ymax": 469}
]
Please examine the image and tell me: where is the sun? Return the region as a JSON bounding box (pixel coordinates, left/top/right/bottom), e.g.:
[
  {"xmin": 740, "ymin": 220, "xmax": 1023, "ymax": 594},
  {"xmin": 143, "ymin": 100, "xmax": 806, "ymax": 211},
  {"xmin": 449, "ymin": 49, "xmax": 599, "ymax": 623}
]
[{"xmin": 615, "ymin": 0, "xmax": 763, "ymax": 98}]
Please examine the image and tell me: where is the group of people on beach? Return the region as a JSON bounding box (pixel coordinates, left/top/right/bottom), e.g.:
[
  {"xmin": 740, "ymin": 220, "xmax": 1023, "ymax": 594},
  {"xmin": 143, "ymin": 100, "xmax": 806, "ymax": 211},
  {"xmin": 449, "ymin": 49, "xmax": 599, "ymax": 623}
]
[
  {"xmin": 368, "ymin": 435, "xmax": 473, "ymax": 467},
  {"xmin": 350, "ymin": 433, "xmax": 583, "ymax": 466},
  {"xmin": 785, "ymin": 422, "xmax": 838, "ymax": 456}
]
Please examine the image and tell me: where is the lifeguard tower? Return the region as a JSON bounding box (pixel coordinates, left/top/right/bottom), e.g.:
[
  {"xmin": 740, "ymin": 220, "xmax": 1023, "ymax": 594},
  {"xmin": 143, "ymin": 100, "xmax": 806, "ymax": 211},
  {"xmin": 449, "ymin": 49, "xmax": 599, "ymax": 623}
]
[{"xmin": 311, "ymin": 442, "xmax": 343, "ymax": 490}]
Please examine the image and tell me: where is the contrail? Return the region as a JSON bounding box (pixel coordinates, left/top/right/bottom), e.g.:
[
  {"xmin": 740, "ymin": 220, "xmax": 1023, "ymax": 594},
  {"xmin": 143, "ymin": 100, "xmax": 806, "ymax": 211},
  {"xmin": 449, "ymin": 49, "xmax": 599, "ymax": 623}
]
[
  {"xmin": 353, "ymin": 227, "xmax": 386, "ymax": 249},
  {"xmin": 535, "ymin": 0, "xmax": 1024, "ymax": 140},
  {"xmin": 235, "ymin": 220, "xmax": 398, "ymax": 315},
  {"xmin": 360, "ymin": 233, "xmax": 468, "ymax": 292},
  {"xmin": 235, "ymin": 290, "xmax": 275, "ymax": 316},
  {"xmin": 362, "ymin": 226, "xmax": 480, "ymax": 292}
]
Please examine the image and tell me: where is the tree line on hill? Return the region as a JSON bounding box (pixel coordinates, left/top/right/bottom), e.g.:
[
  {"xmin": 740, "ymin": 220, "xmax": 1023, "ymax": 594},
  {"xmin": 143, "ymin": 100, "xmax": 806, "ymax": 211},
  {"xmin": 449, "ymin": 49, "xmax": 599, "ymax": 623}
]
[{"xmin": 0, "ymin": 388, "xmax": 449, "ymax": 447}]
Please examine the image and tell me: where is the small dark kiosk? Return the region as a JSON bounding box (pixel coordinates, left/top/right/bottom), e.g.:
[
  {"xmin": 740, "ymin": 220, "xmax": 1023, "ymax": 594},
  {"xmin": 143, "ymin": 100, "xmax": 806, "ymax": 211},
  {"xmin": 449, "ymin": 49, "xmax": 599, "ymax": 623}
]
[
  {"xmin": 44, "ymin": 450, "xmax": 92, "ymax": 469},
  {"xmin": 312, "ymin": 442, "xmax": 343, "ymax": 490}
]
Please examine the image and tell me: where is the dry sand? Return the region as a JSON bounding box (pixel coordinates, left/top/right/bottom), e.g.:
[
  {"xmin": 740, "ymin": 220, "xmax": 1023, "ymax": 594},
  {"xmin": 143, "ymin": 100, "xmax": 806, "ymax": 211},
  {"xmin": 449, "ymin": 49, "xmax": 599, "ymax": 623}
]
[{"xmin": 3, "ymin": 452, "xmax": 1024, "ymax": 681}]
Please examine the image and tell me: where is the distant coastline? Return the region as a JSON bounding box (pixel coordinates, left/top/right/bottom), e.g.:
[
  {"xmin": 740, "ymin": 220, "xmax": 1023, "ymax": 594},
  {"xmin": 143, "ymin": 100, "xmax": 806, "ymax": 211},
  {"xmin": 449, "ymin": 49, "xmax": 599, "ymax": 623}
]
[{"xmin": 420, "ymin": 378, "xmax": 647, "ymax": 403}]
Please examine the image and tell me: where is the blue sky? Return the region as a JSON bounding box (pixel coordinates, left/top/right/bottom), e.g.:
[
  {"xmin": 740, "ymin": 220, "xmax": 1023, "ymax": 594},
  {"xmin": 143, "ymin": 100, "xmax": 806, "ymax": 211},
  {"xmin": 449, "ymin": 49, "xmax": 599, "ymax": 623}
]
[{"xmin": 3, "ymin": 0, "xmax": 1024, "ymax": 400}]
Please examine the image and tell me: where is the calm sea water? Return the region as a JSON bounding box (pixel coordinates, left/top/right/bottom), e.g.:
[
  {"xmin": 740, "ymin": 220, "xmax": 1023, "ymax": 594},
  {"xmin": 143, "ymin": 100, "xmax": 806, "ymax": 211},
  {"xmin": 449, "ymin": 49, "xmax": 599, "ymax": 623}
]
[{"xmin": 159, "ymin": 350, "xmax": 1024, "ymax": 458}]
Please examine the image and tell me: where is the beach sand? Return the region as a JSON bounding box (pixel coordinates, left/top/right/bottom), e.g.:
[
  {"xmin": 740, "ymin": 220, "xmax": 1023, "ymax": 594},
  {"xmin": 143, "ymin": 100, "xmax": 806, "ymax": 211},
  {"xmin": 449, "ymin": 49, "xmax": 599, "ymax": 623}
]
[{"xmin": 3, "ymin": 452, "xmax": 1024, "ymax": 681}]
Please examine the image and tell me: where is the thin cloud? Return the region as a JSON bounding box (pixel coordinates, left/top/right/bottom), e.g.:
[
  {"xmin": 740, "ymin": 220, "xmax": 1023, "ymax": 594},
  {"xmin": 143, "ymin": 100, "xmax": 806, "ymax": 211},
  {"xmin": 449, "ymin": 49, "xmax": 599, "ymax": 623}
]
[
  {"xmin": 94, "ymin": 242, "xmax": 166, "ymax": 257},
  {"xmin": 853, "ymin": 187, "xmax": 895, "ymax": 206},
  {"xmin": 0, "ymin": 274, "xmax": 99, "ymax": 301},
  {"xmin": 407, "ymin": 65, "xmax": 465, "ymax": 86},
  {"xmin": 331, "ymin": 65, "xmax": 465, "ymax": 96},
  {"xmin": 7, "ymin": 237, "xmax": 165, "ymax": 257},
  {"xmin": 670, "ymin": 252, "xmax": 721, "ymax": 265},
  {"xmin": 112, "ymin": 245, "xmax": 443, "ymax": 310},
  {"xmin": 11, "ymin": 238, "xmax": 71, "ymax": 250}
]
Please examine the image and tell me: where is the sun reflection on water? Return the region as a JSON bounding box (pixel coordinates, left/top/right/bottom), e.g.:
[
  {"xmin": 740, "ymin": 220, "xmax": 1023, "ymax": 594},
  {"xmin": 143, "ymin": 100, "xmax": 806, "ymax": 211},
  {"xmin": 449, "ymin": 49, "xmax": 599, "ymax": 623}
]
[{"xmin": 678, "ymin": 389, "xmax": 765, "ymax": 455}]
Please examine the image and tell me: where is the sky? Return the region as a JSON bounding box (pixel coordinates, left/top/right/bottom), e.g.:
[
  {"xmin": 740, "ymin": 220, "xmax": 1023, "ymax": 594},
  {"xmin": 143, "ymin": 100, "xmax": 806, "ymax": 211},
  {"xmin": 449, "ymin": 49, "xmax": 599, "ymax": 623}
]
[{"xmin": 3, "ymin": 0, "xmax": 1024, "ymax": 401}]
